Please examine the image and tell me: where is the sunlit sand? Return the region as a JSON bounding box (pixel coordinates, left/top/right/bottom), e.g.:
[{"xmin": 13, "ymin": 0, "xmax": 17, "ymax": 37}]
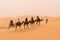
[{"xmin": 0, "ymin": 16, "xmax": 60, "ymax": 40}]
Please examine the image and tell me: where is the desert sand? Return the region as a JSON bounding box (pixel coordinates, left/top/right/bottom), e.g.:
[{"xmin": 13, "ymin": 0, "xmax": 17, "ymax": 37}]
[{"xmin": 0, "ymin": 16, "xmax": 60, "ymax": 40}]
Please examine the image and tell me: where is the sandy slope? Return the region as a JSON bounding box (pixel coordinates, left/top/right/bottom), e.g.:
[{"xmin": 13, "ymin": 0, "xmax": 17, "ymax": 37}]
[{"xmin": 0, "ymin": 16, "xmax": 60, "ymax": 40}]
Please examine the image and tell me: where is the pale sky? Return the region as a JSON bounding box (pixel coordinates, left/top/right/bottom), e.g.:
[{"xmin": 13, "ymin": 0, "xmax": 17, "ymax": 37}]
[{"xmin": 0, "ymin": 0, "xmax": 60, "ymax": 17}]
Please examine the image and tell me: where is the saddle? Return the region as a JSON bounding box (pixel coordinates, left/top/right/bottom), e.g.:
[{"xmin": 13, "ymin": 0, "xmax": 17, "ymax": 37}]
[{"xmin": 16, "ymin": 21, "xmax": 21, "ymax": 25}]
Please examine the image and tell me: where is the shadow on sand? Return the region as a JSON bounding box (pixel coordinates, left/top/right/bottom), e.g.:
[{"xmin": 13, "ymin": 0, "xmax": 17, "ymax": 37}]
[{"xmin": 0, "ymin": 26, "xmax": 8, "ymax": 29}]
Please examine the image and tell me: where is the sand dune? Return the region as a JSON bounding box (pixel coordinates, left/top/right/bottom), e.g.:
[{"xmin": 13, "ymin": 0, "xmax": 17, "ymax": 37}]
[{"xmin": 0, "ymin": 16, "xmax": 60, "ymax": 40}]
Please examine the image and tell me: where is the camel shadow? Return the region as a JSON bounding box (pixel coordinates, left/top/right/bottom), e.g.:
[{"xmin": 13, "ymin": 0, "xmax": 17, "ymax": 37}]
[{"xmin": 0, "ymin": 26, "xmax": 8, "ymax": 29}]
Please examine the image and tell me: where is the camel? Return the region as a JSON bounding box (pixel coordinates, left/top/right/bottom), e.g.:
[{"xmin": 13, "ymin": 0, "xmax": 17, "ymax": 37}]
[
  {"xmin": 8, "ymin": 20, "xmax": 15, "ymax": 29},
  {"xmin": 29, "ymin": 17, "xmax": 35, "ymax": 25},
  {"xmin": 15, "ymin": 19, "xmax": 24, "ymax": 30},
  {"xmin": 22, "ymin": 18, "xmax": 29, "ymax": 29},
  {"xmin": 35, "ymin": 16, "xmax": 43, "ymax": 25}
]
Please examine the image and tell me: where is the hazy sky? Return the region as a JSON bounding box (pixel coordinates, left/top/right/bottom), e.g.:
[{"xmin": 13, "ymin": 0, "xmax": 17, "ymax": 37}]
[{"xmin": 0, "ymin": 0, "xmax": 60, "ymax": 17}]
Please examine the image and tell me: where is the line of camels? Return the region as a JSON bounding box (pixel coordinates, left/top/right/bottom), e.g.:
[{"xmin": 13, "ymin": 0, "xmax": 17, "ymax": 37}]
[{"xmin": 8, "ymin": 16, "xmax": 43, "ymax": 31}]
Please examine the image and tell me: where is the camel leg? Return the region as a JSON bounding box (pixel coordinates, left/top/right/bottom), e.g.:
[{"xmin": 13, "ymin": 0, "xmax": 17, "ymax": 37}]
[
  {"xmin": 36, "ymin": 22, "xmax": 37, "ymax": 25},
  {"xmin": 27, "ymin": 24, "xmax": 28, "ymax": 28},
  {"xmin": 24, "ymin": 24, "xmax": 25, "ymax": 29},
  {"xmin": 19, "ymin": 25, "xmax": 21, "ymax": 30},
  {"xmin": 15, "ymin": 26, "xmax": 17, "ymax": 31},
  {"xmin": 46, "ymin": 21, "xmax": 47, "ymax": 24},
  {"xmin": 7, "ymin": 26, "xmax": 10, "ymax": 32},
  {"xmin": 33, "ymin": 22, "xmax": 35, "ymax": 27},
  {"xmin": 39, "ymin": 21, "xmax": 40, "ymax": 25},
  {"xmin": 35, "ymin": 22, "xmax": 37, "ymax": 26}
]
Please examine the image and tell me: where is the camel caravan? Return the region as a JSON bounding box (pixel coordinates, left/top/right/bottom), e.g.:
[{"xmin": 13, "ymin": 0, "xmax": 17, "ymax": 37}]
[{"xmin": 8, "ymin": 16, "xmax": 44, "ymax": 31}]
